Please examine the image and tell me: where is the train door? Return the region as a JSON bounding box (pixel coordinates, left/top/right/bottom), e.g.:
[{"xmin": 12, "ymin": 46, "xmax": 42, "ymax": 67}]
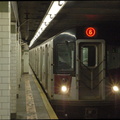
[
  {"xmin": 35, "ymin": 49, "xmax": 38, "ymax": 74},
  {"xmin": 39, "ymin": 47, "xmax": 42, "ymax": 82},
  {"xmin": 76, "ymin": 39, "xmax": 105, "ymax": 100},
  {"xmin": 36, "ymin": 48, "xmax": 39, "ymax": 77},
  {"xmin": 45, "ymin": 44, "xmax": 48, "ymax": 92}
]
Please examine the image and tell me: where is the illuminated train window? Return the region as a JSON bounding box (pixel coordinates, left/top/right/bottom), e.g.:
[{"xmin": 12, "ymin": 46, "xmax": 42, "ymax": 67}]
[{"xmin": 81, "ymin": 45, "xmax": 96, "ymax": 67}]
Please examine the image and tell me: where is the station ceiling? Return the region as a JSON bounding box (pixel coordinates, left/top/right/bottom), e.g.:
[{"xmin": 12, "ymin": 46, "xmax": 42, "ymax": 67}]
[{"xmin": 16, "ymin": 1, "xmax": 120, "ymax": 48}]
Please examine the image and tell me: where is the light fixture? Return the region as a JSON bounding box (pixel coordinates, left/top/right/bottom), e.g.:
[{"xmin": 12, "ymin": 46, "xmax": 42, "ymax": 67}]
[
  {"xmin": 44, "ymin": 14, "xmax": 52, "ymax": 23},
  {"xmin": 112, "ymin": 85, "xmax": 119, "ymax": 92},
  {"xmin": 58, "ymin": 1, "xmax": 65, "ymax": 6},
  {"xmin": 50, "ymin": 14, "xmax": 55, "ymax": 19},
  {"xmin": 61, "ymin": 85, "xmax": 68, "ymax": 93},
  {"xmin": 29, "ymin": 1, "xmax": 67, "ymax": 48}
]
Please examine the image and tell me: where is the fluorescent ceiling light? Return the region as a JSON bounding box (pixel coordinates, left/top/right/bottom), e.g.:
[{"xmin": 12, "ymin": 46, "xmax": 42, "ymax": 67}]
[
  {"xmin": 48, "ymin": 1, "xmax": 63, "ymax": 15},
  {"xmin": 29, "ymin": 1, "xmax": 67, "ymax": 48},
  {"xmin": 44, "ymin": 14, "xmax": 52, "ymax": 23}
]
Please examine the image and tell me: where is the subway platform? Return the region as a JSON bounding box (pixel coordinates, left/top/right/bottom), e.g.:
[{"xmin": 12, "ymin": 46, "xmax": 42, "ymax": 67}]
[{"xmin": 16, "ymin": 67, "xmax": 58, "ymax": 119}]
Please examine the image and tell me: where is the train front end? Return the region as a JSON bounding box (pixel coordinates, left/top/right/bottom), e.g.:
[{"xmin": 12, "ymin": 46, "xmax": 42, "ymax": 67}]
[{"xmin": 50, "ymin": 27, "xmax": 120, "ymax": 119}]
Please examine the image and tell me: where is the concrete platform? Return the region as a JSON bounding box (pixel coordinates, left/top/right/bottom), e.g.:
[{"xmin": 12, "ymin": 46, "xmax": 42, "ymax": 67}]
[{"xmin": 16, "ymin": 67, "xmax": 58, "ymax": 119}]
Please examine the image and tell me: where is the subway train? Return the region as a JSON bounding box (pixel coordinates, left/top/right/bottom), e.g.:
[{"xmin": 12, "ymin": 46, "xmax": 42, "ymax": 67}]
[{"xmin": 29, "ymin": 26, "xmax": 120, "ymax": 119}]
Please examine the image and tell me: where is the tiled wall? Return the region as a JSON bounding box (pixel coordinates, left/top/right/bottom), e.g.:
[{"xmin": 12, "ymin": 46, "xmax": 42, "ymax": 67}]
[
  {"xmin": 10, "ymin": 23, "xmax": 22, "ymax": 118},
  {"xmin": 16, "ymin": 36, "xmax": 22, "ymax": 95},
  {"xmin": 0, "ymin": 2, "xmax": 11, "ymax": 119},
  {"xmin": 10, "ymin": 23, "xmax": 17, "ymax": 115},
  {"xmin": 0, "ymin": 2, "xmax": 22, "ymax": 119}
]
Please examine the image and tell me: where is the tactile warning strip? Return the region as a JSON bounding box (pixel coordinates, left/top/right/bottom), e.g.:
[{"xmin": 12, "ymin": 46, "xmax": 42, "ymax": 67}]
[
  {"xmin": 25, "ymin": 75, "xmax": 38, "ymax": 119},
  {"xmin": 32, "ymin": 74, "xmax": 58, "ymax": 119}
]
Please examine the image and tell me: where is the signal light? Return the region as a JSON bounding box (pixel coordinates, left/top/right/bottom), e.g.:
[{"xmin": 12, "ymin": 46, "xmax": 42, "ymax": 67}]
[{"xmin": 85, "ymin": 27, "xmax": 96, "ymax": 37}]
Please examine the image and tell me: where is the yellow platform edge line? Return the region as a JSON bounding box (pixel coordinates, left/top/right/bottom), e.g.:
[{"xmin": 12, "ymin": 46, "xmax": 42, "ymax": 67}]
[{"xmin": 32, "ymin": 74, "xmax": 58, "ymax": 119}]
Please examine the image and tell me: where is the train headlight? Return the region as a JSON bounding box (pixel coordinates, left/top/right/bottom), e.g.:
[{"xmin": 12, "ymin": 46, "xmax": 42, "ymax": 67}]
[
  {"xmin": 112, "ymin": 85, "xmax": 119, "ymax": 92},
  {"xmin": 61, "ymin": 85, "xmax": 68, "ymax": 93}
]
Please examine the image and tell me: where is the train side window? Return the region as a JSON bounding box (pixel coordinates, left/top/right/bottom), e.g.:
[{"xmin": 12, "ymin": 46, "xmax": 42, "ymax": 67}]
[{"xmin": 81, "ymin": 46, "xmax": 96, "ymax": 67}]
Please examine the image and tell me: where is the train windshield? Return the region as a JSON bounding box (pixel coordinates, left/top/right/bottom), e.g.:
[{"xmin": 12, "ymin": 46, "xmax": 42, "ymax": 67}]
[{"xmin": 56, "ymin": 42, "xmax": 75, "ymax": 71}]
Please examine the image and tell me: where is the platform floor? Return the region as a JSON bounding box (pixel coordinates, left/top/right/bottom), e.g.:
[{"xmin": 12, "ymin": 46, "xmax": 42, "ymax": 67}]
[{"xmin": 16, "ymin": 67, "xmax": 58, "ymax": 119}]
